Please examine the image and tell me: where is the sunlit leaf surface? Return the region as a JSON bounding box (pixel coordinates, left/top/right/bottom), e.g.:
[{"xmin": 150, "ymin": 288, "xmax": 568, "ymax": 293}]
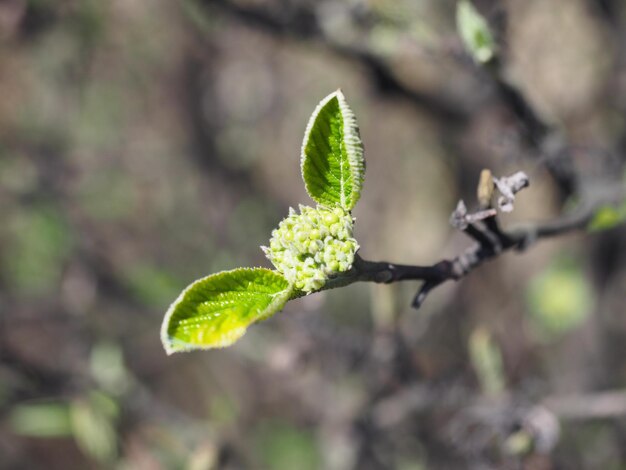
[
  {"xmin": 161, "ymin": 268, "xmax": 292, "ymax": 354},
  {"xmin": 527, "ymin": 260, "xmax": 593, "ymax": 339},
  {"xmin": 301, "ymin": 90, "xmax": 365, "ymax": 211}
]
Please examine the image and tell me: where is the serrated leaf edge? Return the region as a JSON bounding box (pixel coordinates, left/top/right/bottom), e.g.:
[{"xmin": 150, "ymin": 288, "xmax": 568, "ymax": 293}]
[
  {"xmin": 300, "ymin": 89, "xmax": 365, "ymax": 211},
  {"xmin": 337, "ymin": 90, "xmax": 365, "ymax": 210},
  {"xmin": 160, "ymin": 267, "xmax": 292, "ymax": 355}
]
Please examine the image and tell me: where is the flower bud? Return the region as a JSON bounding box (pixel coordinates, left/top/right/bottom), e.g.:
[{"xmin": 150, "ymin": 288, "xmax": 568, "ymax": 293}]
[{"xmin": 263, "ymin": 205, "xmax": 359, "ymax": 293}]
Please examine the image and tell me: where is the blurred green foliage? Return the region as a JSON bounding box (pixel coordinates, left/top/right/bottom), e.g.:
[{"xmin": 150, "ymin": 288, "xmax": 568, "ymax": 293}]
[
  {"xmin": 208, "ymin": 393, "xmax": 239, "ymax": 428},
  {"xmin": 9, "ymin": 402, "xmax": 73, "ymax": 438},
  {"xmin": 77, "ymin": 169, "xmax": 137, "ymax": 221},
  {"xmin": 504, "ymin": 430, "xmax": 533, "ymax": 457},
  {"xmin": 468, "ymin": 327, "xmax": 505, "ymax": 395},
  {"xmin": 526, "ymin": 258, "xmax": 593, "ymax": 340},
  {"xmin": 70, "ymin": 391, "xmax": 119, "ymax": 464},
  {"xmin": 588, "ymin": 202, "xmax": 626, "ymax": 232},
  {"xmin": 397, "ymin": 461, "xmax": 427, "ymax": 470},
  {"xmin": 256, "ymin": 421, "xmax": 321, "ymax": 470},
  {"xmin": 89, "ymin": 341, "xmax": 129, "ymax": 394},
  {"xmin": 9, "ymin": 393, "xmax": 119, "ymax": 462},
  {"xmin": 74, "ymin": 82, "xmax": 126, "ymax": 152},
  {"xmin": 3, "ymin": 205, "xmax": 72, "ymax": 296},
  {"xmin": 456, "ymin": 0, "xmax": 496, "ymax": 63}
]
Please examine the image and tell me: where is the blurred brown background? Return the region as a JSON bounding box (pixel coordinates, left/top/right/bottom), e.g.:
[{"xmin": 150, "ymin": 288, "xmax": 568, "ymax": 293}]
[{"xmin": 1, "ymin": 0, "xmax": 625, "ymax": 469}]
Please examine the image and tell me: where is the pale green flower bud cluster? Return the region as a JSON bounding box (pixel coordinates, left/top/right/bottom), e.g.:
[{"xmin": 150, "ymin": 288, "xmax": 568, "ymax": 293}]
[{"xmin": 262, "ymin": 205, "xmax": 359, "ymax": 293}]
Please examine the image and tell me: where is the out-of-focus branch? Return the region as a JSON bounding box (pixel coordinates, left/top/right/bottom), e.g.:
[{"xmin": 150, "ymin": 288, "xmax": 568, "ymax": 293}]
[
  {"xmin": 485, "ymin": 59, "xmax": 550, "ymax": 145},
  {"xmin": 199, "ymin": 0, "xmax": 468, "ymax": 124},
  {"xmin": 202, "ymin": 0, "xmax": 616, "ymax": 205},
  {"xmin": 375, "ymin": 385, "xmax": 626, "ymax": 428},
  {"xmin": 543, "ymin": 390, "xmax": 626, "ymax": 421},
  {"xmin": 480, "ymin": 37, "xmax": 580, "ymax": 197},
  {"xmin": 372, "ymin": 382, "xmax": 626, "ymax": 456}
]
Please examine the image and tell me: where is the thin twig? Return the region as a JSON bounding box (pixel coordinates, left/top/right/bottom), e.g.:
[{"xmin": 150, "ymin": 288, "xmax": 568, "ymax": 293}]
[{"xmin": 319, "ymin": 181, "xmax": 624, "ymax": 309}]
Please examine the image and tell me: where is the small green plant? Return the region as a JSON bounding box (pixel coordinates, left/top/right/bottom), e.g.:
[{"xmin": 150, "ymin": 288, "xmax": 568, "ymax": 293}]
[
  {"xmin": 160, "ymin": 89, "xmax": 624, "ymax": 355},
  {"xmin": 161, "ymin": 90, "xmax": 366, "ymax": 353}
]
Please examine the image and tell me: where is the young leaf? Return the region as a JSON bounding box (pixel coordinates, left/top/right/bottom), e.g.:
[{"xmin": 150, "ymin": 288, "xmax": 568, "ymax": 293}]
[
  {"xmin": 456, "ymin": 0, "xmax": 496, "ymax": 64},
  {"xmin": 161, "ymin": 268, "xmax": 292, "ymax": 354},
  {"xmin": 301, "ymin": 90, "xmax": 365, "ymax": 211}
]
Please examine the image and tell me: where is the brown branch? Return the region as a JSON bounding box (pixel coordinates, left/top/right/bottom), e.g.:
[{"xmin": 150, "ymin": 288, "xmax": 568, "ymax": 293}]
[{"xmin": 320, "ymin": 177, "xmax": 624, "ymax": 309}]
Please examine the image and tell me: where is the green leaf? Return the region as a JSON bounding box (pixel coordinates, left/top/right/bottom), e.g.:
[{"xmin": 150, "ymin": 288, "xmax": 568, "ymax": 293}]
[
  {"xmin": 456, "ymin": 0, "xmax": 496, "ymax": 63},
  {"xmin": 161, "ymin": 268, "xmax": 292, "ymax": 354},
  {"xmin": 301, "ymin": 90, "xmax": 365, "ymax": 211}
]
